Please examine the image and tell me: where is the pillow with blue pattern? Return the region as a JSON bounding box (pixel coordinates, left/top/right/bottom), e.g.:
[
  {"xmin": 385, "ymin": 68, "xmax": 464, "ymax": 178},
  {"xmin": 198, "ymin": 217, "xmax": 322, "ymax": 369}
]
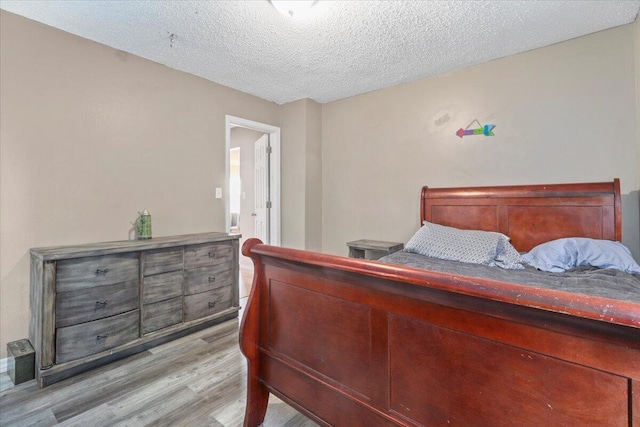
[{"xmin": 405, "ymin": 221, "xmax": 523, "ymax": 270}]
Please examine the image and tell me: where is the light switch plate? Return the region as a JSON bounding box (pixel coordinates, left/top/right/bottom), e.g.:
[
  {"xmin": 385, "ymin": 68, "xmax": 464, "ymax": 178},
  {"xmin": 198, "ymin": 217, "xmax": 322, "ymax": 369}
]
[{"xmin": 215, "ymin": 188, "xmax": 222, "ymax": 199}]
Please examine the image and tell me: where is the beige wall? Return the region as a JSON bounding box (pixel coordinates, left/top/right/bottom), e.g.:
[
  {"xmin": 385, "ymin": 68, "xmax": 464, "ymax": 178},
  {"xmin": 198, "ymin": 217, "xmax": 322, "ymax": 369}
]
[
  {"xmin": 280, "ymin": 99, "xmax": 323, "ymax": 250},
  {"xmin": 305, "ymin": 100, "xmax": 323, "ymax": 252},
  {"xmin": 281, "ymin": 100, "xmax": 307, "ymax": 248},
  {"xmin": 636, "ymin": 16, "xmax": 640, "ymax": 238},
  {"xmin": 0, "ymin": 11, "xmax": 280, "ymax": 357},
  {"xmin": 322, "ymin": 24, "xmax": 640, "ymax": 259}
]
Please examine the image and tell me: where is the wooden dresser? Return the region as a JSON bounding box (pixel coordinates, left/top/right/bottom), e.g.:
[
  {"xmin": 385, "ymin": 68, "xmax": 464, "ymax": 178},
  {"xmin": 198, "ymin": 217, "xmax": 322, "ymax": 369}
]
[{"xmin": 29, "ymin": 232, "xmax": 240, "ymax": 387}]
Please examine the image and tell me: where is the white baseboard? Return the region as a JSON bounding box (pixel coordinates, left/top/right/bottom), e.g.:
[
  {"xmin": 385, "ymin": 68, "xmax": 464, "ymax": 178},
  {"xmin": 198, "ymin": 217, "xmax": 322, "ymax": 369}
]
[{"xmin": 0, "ymin": 357, "xmax": 8, "ymax": 374}]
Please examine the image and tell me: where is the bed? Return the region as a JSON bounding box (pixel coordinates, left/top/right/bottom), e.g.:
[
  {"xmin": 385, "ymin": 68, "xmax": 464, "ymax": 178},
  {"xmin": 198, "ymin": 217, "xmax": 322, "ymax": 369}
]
[{"xmin": 239, "ymin": 179, "xmax": 640, "ymax": 426}]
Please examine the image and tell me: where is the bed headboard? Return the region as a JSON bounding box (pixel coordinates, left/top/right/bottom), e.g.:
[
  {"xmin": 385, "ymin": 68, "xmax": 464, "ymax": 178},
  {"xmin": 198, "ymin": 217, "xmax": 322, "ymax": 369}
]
[{"xmin": 421, "ymin": 179, "xmax": 621, "ymax": 253}]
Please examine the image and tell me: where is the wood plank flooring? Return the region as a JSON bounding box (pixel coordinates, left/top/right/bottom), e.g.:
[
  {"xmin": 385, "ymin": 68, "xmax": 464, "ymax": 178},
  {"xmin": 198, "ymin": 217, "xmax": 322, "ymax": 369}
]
[
  {"xmin": 239, "ymin": 267, "xmax": 253, "ymax": 299},
  {"xmin": 0, "ymin": 301, "xmax": 318, "ymax": 427}
]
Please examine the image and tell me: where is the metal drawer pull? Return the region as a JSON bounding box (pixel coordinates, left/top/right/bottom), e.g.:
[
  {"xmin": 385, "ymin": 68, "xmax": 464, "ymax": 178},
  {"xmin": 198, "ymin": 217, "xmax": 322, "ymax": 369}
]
[
  {"xmin": 208, "ymin": 251, "xmax": 216, "ymax": 258},
  {"xmin": 96, "ymin": 334, "xmax": 108, "ymax": 342},
  {"xmin": 208, "ymin": 301, "xmax": 216, "ymax": 309},
  {"xmin": 95, "ymin": 301, "xmax": 108, "ymax": 309},
  {"xmin": 95, "ymin": 268, "xmax": 109, "ymax": 276},
  {"xmin": 208, "ymin": 276, "xmax": 216, "ymax": 283}
]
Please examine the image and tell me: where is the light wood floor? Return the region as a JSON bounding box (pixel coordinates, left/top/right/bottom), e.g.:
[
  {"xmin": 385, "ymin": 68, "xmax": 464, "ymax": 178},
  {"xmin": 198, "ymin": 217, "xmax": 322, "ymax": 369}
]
[
  {"xmin": 239, "ymin": 267, "xmax": 254, "ymax": 300},
  {"xmin": 0, "ymin": 303, "xmax": 317, "ymax": 427}
]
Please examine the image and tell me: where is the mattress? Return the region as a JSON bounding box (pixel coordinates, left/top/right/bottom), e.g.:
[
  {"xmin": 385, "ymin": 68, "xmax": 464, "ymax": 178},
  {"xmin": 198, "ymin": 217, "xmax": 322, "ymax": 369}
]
[{"xmin": 378, "ymin": 250, "xmax": 640, "ymax": 304}]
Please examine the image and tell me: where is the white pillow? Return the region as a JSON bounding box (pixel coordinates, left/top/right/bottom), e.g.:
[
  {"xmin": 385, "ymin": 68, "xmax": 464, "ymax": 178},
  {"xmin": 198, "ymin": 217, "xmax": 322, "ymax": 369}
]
[
  {"xmin": 405, "ymin": 221, "xmax": 523, "ymax": 270},
  {"xmin": 522, "ymin": 238, "xmax": 640, "ymax": 274}
]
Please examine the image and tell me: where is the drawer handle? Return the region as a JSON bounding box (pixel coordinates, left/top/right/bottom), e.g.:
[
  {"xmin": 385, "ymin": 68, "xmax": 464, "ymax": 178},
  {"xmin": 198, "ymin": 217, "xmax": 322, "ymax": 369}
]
[
  {"xmin": 208, "ymin": 276, "xmax": 216, "ymax": 283},
  {"xmin": 95, "ymin": 301, "xmax": 108, "ymax": 309},
  {"xmin": 95, "ymin": 268, "xmax": 109, "ymax": 276},
  {"xmin": 96, "ymin": 334, "xmax": 108, "ymax": 343},
  {"xmin": 208, "ymin": 251, "xmax": 216, "ymax": 258},
  {"xmin": 208, "ymin": 301, "xmax": 216, "ymax": 309}
]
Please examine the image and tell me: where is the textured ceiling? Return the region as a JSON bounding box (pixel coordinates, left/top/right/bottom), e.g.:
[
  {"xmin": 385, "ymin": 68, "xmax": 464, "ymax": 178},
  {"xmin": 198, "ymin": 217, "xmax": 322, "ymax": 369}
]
[{"xmin": 1, "ymin": 1, "xmax": 639, "ymax": 105}]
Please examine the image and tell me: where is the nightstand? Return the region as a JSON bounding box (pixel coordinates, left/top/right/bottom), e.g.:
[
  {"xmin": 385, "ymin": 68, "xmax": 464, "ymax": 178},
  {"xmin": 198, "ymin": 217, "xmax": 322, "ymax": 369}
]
[{"xmin": 346, "ymin": 239, "xmax": 404, "ymax": 260}]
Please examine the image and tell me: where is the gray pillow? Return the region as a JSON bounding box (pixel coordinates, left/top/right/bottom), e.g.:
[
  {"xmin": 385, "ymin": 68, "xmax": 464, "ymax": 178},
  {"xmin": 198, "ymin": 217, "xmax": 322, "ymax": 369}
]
[{"xmin": 405, "ymin": 221, "xmax": 523, "ymax": 270}]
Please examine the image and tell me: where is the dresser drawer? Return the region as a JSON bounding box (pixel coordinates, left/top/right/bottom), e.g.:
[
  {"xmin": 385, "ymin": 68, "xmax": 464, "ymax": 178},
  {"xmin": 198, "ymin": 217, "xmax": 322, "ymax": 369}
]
[
  {"xmin": 143, "ymin": 248, "xmax": 183, "ymax": 276},
  {"xmin": 143, "ymin": 270, "xmax": 183, "ymax": 304},
  {"xmin": 142, "ymin": 297, "xmax": 183, "ymax": 335},
  {"xmin": 56, "ymin": 310, "xmax": 139, "ymax": 364},
  {"xmin": 184, "ymin": 243, "xmax": 232, "ymax": 269},
  {"xmin": 184, "ymin": 265, "xmax": 232, "ymax": 295},
  {"xmin": 56, "ymin": 280, "xmax": 139, "ymax": 328},
  {"xmin": 183, "ymin": 287, "xmax": 233, "ymax": 322},
  {"xmin": 57, "ymin": 253, "xmax": 139, "ymax": 292}
]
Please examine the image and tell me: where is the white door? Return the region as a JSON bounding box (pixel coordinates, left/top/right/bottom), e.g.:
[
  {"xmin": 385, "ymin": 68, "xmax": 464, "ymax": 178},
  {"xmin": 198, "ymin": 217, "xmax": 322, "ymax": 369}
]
[{"xmin": 254, "ymin": 134, "xmax": 270, "ymax": 244}]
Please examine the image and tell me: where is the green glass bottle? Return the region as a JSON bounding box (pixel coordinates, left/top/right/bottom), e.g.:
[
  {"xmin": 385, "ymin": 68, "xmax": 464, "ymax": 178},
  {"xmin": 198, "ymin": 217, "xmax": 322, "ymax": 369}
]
[{"xmin": 136, "ymin": 209, "xmax": 152, "ymax": 240}]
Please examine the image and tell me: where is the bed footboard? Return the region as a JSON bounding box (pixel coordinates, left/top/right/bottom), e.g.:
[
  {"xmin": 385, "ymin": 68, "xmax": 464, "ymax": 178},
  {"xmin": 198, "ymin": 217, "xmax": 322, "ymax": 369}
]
[{"xmin": 239, "ymin": 239, "xmax": 640, "ymax": 427}]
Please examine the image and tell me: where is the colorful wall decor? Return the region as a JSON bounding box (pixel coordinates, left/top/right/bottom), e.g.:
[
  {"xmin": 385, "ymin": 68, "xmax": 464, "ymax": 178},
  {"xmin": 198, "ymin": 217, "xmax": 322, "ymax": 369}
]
[{"xmin": 456, "ymin": 119, "xmax": 495, "ymax": 138}]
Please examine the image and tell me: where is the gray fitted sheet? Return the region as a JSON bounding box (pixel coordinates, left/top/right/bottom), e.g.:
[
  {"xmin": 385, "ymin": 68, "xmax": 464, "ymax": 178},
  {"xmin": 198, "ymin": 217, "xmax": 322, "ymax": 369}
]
[{"xmin": 378, "ymin": 250, "xmax": 640, "ymax": 304}]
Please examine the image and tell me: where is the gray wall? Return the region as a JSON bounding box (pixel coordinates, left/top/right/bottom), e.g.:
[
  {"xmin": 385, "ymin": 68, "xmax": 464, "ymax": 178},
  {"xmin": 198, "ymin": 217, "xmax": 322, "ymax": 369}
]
[{"xmin": 321, "ymin": 23, "xmax": 640, "ymax": 259}]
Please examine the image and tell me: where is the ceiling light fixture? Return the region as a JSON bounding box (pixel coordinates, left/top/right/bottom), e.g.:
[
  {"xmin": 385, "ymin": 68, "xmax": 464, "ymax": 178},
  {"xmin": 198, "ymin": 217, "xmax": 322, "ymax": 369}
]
[{"xmin": 270, "ymin": 0, "xmax": 317, "ymax": 19}]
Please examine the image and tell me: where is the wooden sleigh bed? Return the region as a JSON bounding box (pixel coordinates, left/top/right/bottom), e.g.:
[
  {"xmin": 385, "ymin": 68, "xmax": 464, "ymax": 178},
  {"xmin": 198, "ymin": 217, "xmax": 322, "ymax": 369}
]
[{"xmin": 239, "ymin": 179, "xmax": 640, "ymax": 427}]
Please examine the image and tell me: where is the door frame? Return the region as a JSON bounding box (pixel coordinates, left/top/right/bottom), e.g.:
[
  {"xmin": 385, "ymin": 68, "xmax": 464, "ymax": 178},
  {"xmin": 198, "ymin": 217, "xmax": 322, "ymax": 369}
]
[{"xmin": 225, "ymin": 115, "xmax": 281, "ymax": 246}]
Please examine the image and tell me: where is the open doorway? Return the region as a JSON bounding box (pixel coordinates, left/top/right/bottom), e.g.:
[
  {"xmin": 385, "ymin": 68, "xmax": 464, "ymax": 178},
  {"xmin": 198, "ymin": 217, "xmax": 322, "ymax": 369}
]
[
  {"xmin": 225, "ymin": 116, "xmax": 281, "ymax": 298},
  {"xmin": 229, "ymin": 147, "xmax": 241, "ymax": 233}
]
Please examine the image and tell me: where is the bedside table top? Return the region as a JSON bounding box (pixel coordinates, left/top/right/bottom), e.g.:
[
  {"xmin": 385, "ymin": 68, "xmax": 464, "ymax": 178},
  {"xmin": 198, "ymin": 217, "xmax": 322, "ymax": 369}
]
[{"xmin": 346, "ymin": 239, "xmax": 404, "ymax": 252}]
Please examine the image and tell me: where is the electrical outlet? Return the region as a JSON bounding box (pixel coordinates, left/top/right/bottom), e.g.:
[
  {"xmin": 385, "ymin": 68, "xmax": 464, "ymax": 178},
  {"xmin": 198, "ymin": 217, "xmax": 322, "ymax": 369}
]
[{"xmin": 215, "ymin": 188, "xmax": 222, "ymax": 199}]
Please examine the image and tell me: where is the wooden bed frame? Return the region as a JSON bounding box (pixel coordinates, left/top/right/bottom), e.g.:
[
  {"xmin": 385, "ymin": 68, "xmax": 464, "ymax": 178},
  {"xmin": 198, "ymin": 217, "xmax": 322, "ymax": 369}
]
[{"xmin": 239, "ymin": 179, "xmax": 639, "ymax": 426}]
